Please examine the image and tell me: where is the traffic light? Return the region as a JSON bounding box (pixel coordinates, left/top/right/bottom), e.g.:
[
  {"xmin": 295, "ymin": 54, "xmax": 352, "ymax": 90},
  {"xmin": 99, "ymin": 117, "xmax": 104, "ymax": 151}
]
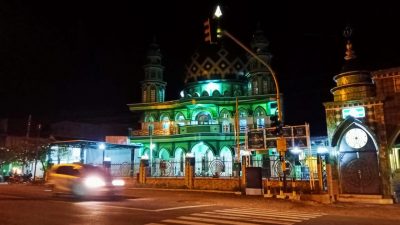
[
  {"xmin": 204, "ymin": 18, "xmax": 212, "ymax": 44},
  {"xmin": 271, "ymin": 115, "xmax": 282, "ymax": 136}
]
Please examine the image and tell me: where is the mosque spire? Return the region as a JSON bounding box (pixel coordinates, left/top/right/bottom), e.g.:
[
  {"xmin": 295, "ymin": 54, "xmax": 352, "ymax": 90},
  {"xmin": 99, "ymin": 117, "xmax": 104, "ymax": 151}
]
[{"xmin": 343, "ymin": 25, "xmax": 356, "ymax": 61}]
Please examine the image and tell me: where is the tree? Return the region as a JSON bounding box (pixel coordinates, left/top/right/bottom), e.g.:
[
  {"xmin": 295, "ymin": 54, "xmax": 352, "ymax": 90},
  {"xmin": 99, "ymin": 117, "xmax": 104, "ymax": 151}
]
[{"xmin": 4, "ymin": 137, "xmax": 53, "ymax": 177}]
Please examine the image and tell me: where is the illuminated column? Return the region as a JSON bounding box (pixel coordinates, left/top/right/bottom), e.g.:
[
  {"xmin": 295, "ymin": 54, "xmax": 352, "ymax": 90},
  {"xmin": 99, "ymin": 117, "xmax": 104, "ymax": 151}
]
[
  {"xmin": 139, "ymin": 157, "xmax": 149, "ymax": 184},
  {"xmin": 241, "ymin": 155, "xmax": 250, "ymax": 189},
  {"xmin": 185, "ymin": 154, "xmax": 195, "ymax": 189}
]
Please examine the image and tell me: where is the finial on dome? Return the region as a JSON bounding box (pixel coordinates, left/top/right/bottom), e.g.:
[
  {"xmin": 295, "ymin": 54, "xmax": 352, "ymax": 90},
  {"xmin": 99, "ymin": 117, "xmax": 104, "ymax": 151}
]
[{"xmin": 343, "ymin": 25, "xmax": 356, "ymax": 61}]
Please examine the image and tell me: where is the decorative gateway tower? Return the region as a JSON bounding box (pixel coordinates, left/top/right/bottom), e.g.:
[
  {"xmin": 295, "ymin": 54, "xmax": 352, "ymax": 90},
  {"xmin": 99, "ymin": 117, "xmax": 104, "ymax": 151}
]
[
  {"xmin": 127, "ymin": 28, "xmax": 281, "ymax": 178},
  {"xmin": 324, "ymin": 26, "xmax": 394, "ymax": 203}
]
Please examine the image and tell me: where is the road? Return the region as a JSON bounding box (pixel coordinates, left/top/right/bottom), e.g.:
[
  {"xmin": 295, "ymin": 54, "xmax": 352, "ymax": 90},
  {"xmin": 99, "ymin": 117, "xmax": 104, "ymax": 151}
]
[{"xmin": 0, "ymin": 184, "xmax": 399, "ymax": 225}]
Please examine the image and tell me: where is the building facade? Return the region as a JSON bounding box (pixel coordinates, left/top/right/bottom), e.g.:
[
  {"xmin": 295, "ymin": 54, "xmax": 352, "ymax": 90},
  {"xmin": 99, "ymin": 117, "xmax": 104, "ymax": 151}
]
[
  {"xmin": 324, "ymin": 27, "xmax": 400, "ymax": 201},
  {"xmin": 128, "ymin": 29, "xmax": 288, "ymax": 178}
]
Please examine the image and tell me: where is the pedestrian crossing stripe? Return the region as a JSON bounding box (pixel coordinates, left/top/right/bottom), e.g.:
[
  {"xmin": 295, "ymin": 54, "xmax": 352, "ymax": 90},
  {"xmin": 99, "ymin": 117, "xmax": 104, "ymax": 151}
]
[{"xmin": 145, "ymin": 207, "xmax": 325, "ymax": 225}]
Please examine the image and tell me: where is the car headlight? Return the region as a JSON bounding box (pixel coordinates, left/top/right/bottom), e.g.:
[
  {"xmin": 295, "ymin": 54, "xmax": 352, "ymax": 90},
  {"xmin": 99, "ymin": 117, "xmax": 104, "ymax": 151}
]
[
  {"xmin": 83, "ymin": 176, "xmax": 106, "ymax": 188},
  {"xmin": 112, "ymin": 179, "xmax": 125, "ymax": 186}
]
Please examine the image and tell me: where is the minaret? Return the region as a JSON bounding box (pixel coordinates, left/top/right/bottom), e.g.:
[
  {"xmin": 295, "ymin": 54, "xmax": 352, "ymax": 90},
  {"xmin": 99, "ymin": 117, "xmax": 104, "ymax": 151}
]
[
  {"xmin": 141, "ymin": 38, "xmax": 167, "ymax": 103},
  {"xmin": 247, "ymin": 24, "xmax": 275, "ymax": 95},
  {"xmin": 330, "ymin": 26, "xmax": 375, "ymax": 101}
]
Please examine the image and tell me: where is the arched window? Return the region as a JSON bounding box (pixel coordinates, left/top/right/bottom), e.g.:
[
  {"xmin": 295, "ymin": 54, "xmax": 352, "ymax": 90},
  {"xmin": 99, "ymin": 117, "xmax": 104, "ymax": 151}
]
[
  {"xmin": 143, "ymin": 89, "xmax": 147, "ymax": 102},
  {"xmin": 201, "ymin": 90, "xmax": 209, "ymax": 96},
  {"xmin": 239, "ymin": 110, "xmax": 247, "ymax": 132},
  {"xmin": 161, "ymin": 115, "xmax": 170, "ymax": 133},
  {"xmin": 196, "ymin": 112, "xmax": 211, "ymax": 125},
  {"xmin": 175, "ymin": 112, "xmax": 186, "ymax": 126},
  {"xmin": 212, "ymin": 90, "xmax": 221, "ymax": 97},
  {"xmin": 220, "ymin": 109, "xmax": 231, "ymax": 133},
  {"xmin": 254, "ymin": 107, "xmax": 266, "ymax": 129},
  {"xmin": 150, "ymin": 86, "xmax": 156, "ymax": 102},
  {"xmin": 252, "ymin": 80, "xmax": 258, "ymax": 95}
]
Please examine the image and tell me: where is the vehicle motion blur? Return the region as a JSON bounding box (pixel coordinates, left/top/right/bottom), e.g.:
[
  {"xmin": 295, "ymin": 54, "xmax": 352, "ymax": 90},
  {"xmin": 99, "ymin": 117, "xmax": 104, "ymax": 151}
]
[{"xmin": 46, "ymin": 163, "xmax": 125, "ymax": 198}]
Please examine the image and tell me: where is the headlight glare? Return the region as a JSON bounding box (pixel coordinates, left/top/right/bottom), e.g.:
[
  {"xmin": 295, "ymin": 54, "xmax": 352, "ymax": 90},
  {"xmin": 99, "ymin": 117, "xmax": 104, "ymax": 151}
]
[
  {"xmin": 112, "ymin": 179, "xmax": 125, "ymax": 186},
  {"xmin": 84, "ymin": 176, "xmax": 106, "ymax": 188}
]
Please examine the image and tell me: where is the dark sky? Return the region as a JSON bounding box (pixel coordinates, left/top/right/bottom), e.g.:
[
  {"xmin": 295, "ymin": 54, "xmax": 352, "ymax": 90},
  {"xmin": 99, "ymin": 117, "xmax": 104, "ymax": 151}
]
[{"xmin": 1, "ymin": 1, "xmax": 399, "ymax": 136}]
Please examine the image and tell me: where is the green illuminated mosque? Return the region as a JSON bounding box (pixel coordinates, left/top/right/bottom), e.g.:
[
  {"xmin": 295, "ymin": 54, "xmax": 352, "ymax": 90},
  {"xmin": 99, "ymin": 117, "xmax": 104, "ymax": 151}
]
[{"xmin": 127, "ymin": 28, "xmax": 284, "ymax": 177}]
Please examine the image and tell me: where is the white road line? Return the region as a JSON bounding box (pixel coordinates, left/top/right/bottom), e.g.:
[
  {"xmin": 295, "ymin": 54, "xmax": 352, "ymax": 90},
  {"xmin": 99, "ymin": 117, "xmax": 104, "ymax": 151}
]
[
  {"xmin": 235, "ymin": 207, "xmax": 326, "ymax": 216},
  {"xmin": 147, "ymin": 207, "xmax": 324, "ymax": 225},
  {"xmin": 162, "ymin": 219, "xmax": 215, "ymax": 225},
  {"xmin": 155, "ymin": 204, "xmax": 215, "ymax": 212},
  {"xmin": 200, "ymin": 211, "xmax": 302, "ymax": 222},
  {"xmin": 178, "ymin": 216, "xmax": 263, "ymax": 225},
  {"xmin": 74, "ymin": 202, "xmax": 214, "ymax": 212},
  {"xmin": 216, "ymin": 209, "xmax": 321, "ymax": 219},
  {"xmin": 190, "ymin": 213, "xmax": 294, "ymax": 225}
]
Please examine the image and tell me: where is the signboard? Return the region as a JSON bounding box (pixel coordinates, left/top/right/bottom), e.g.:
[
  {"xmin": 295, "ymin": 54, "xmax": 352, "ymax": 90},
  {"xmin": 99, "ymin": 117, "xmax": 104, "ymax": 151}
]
[
  {"xmin": 277, "ymin": 137, "xmax": 287, "ymax": 152},
  {"xmin": 247, "ymin": 130, "xmax": 265, "ymax": 150},
  {"xmin": 342, "ymin": 107, "xmax": 365, "ymax": 119},
  {"xmin": 246, "ymin": 124, "xmax": 310, "ymax": 151}
]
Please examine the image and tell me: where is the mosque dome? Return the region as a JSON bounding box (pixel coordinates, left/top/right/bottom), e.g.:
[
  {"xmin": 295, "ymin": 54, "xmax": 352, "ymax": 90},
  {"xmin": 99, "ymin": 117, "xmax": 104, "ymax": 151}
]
[
  {"xmin": 184, "ymin": 43, "xmax": 248, "ymax": 84},
  {"xmin": 181, "ymin": 42, "xmax": 249, "ymax": 98}
]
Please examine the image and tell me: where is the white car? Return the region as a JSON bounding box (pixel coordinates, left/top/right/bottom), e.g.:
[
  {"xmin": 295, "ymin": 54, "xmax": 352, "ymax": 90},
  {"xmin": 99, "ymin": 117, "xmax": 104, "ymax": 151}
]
[{"xmin": 46, "ymin": 163, "xmax": 125, "ymax": 199}]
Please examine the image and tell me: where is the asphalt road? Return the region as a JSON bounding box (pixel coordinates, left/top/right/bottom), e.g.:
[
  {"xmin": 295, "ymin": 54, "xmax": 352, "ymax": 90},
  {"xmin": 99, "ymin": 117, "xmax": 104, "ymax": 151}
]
[{"xmin": 0, "ymin": 184, "xmax": 399, "ymax": 225}]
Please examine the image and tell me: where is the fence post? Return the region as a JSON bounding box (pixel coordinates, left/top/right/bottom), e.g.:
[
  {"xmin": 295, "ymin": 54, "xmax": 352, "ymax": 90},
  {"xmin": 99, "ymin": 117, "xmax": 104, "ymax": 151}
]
[
  {"xmin": 264, "ymin": 178, "xmax": 273, "ymax": 198},
  {"xmin": 139, "ymin": 159, "xmax": 148, "ymax": 184},
  {"xmin": 185, "ymin": 156, "xmax": 195, "ymax": 189}
]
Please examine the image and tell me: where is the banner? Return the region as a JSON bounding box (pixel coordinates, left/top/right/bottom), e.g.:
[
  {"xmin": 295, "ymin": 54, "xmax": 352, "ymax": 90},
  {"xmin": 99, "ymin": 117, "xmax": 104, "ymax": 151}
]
[{"xmin": 247, "ymin": 130, "xmax": 265, "ymax": 150}]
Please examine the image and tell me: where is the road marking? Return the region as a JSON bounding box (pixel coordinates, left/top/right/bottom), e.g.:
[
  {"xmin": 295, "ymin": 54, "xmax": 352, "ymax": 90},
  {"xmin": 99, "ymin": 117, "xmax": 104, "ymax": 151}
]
[
  {"xmin": 155, "ymin": 204, "xmax": 214, "ymax": 212},
  {"xmin": 162, "ymin": 219, "xmax": 215, "ymax": 225},
  {"xmin": 190, "ymin": 213, "xmax": 294, "ymax": 225},
  {"xmin": 75, "ymin": 202, "xmax": 214, "ymax": 212},
  {"xmin": 178, "ymin": 216, "xmax": 263, "ymax": 225},
  {"xmin": 146, "ymin": 207, "xmax": 325, "ymax": 225},
  {"xmin": 216, "ymin": 208, "xmax": 323, "ymax": 219}
]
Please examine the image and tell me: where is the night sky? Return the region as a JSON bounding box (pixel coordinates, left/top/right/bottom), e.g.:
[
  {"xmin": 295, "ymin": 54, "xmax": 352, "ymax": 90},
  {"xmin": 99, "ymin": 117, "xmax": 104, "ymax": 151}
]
[{"xmin": 1, "ymin": 1, "xmax": 399, "ymax": 136}]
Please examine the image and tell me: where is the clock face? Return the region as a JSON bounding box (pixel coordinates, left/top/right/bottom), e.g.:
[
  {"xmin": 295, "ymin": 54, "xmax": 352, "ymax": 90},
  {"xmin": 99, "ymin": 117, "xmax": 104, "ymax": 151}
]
[{"xmin": 345, "ymin": 128, "xmax": 368, "ymax": 149}]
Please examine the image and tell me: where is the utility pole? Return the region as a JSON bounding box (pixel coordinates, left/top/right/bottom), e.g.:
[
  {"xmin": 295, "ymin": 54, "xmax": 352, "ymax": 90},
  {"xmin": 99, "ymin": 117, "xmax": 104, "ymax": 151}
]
[{"xmin": 33, "ymin": 123, "xmax": 41, "ymax": 182}]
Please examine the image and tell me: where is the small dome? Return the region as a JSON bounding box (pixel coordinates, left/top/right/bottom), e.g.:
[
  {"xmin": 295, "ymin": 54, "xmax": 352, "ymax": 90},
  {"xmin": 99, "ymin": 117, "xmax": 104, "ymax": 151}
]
[{"xmin": 184, "ymin": 42, "xmax": 248, "ymax": 84}]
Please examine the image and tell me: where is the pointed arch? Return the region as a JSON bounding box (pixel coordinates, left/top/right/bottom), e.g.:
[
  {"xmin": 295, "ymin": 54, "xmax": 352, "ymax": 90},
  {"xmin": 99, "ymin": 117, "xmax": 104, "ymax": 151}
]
[
  {"xmin": 220, "ymin": 108, "xmax": 231, "ymax": 133},
  {"xmin": 159, "ymin": 148, "xmax": 170, "ymax": 160},
  {"xmin": 175, "ymin": 112, "xmax": 186, "ymax": 126},
  {"xmin": 220, "ymin": 146, "xmax": 233, "ymax": 176},
  {"xmin": 331, "ymin": 117, "xmax": 378, "ymax": 149},
  {"xmin": 212, "ymin": 90, "xmax": 221, "ymax": 97},
  {"xmin": 174, "ymin": 147, "xmax": 185, "ymax": 176},
  {"xmin": 254, "ymin": 106, "xmax": 266, "ymax": 129},
  {"xmin": 190, "ymin": 142, "xmax": 215, "ymax": 176}
]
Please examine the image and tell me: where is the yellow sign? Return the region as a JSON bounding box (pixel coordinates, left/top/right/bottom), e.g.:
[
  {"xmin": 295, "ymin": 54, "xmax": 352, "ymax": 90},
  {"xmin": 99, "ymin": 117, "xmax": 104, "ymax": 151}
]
[{"xmin": 277, "ymin": 137, "xmax": 287, "ymax": 152}]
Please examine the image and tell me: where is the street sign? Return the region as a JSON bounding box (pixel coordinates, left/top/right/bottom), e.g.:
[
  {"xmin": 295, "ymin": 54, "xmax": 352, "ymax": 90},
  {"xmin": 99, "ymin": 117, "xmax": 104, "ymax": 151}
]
[
  {"xmin": 277, "ymin": 137, "xmax": 287, "ymax": 152},
  {"xmin": 246, "ymin": 124, "xmax": 310, "ymax": 151}
]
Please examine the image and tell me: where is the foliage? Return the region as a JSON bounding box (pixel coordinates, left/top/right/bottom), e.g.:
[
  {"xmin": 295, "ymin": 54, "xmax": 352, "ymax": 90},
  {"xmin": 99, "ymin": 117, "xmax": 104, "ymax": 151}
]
[{"xmin": 0, "ymin": 137, "xmax": 53, "ymax": 172}]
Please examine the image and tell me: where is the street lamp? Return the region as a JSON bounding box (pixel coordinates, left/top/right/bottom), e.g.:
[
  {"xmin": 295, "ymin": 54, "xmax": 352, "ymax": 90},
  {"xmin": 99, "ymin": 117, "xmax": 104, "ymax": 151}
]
[
  {"xmin": 212, "ymin": 5, "xmax": 282, "ymax": 122},
  {"xmin": 211, "ymin": 4, "xmax": 286, "ymax": 189}
]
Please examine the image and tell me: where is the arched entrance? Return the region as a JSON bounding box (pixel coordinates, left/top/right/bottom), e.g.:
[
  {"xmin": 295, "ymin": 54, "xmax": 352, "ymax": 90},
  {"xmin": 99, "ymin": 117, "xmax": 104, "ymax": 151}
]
[
  {"xmin": 174, "ymin": 148, "xmax": 185, "ymax": 176},
  {"xmin": 220, "ymin": 147, "xmax": 233, "ymax": 176},
  {"xmin": 191, "ymin": 142, "xmax": 214, "ymax": 176},
  {"xmin": 333, "ymin": 120, "xmax": 380, "ymax": 194}
]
